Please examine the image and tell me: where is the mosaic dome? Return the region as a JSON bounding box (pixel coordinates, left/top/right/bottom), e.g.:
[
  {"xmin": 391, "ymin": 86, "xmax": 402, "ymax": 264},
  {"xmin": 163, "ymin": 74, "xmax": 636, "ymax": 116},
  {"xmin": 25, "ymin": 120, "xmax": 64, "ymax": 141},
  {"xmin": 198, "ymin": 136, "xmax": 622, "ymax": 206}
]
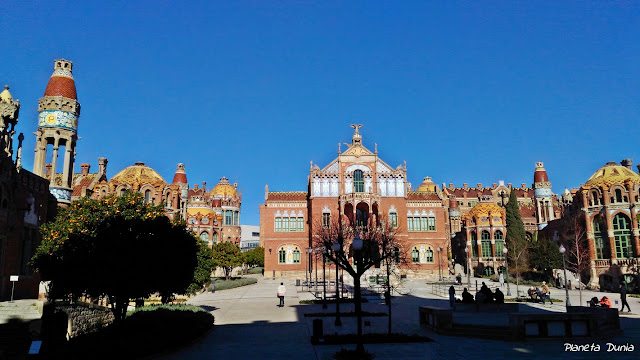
[
  {"xmin": 584, "ymin": 162, "xmax": 640, "ymax": 188},
  {"xmin": 465, "ymin": 202, "xmax": 505, "ymax": 220},
  {"xmin": 211, "ymin": 177, "xmax": 237, "ymax": 197},
  {"xmin": 109, "ymin": 162, "xmax": 166, "ymax": 188},
  {"xmin": 416, "ymin": 176, "xmax": 437, "ymax": 192}
]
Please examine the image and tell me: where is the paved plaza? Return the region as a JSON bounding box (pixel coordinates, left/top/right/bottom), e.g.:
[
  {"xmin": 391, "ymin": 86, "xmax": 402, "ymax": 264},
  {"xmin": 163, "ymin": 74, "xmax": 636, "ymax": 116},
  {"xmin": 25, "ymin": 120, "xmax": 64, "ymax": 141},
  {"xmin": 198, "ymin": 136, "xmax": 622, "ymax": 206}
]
[{"xmin": 158, "ymin": 275, "xmax": 640, "ymax": 360}]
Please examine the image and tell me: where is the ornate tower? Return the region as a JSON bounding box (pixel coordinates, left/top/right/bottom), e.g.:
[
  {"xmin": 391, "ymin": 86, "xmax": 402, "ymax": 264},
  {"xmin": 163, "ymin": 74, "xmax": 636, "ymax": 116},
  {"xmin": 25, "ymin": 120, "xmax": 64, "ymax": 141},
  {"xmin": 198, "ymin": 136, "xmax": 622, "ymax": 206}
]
[
  {"xmin": 0, "ymin": 85, "xmax": 20, "ymax": 162},
  {"xmin": 172, "ymin": 163, "xmax": 189, "ymax": 220},
  {"xmin": 533, "ymin": 162, "xmax": 553, "ymax": 229},
  {"xmin": 33, "ymin": 59, "xmax": 80, "ymax": 204}
]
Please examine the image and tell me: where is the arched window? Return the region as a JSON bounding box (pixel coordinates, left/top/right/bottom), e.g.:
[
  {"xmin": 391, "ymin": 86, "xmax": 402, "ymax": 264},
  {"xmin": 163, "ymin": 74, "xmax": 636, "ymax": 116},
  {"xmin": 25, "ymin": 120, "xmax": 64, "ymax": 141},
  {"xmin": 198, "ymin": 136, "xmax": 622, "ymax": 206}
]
[
  {"xmin": 613, "ymin": 214, "xmax": 632, "ymax": 258},
  {"xmin": 471, "ymin": 232, "xmax": 478, "ymax": 258},
  {"xmin": 593, "ymin": 216, "xmax": 609, "ymax": 259},
  {"xmin": 591, "ymin": 191, "xmax": 600, "ymax": 206},
  {"xmin": 278, "ymin": 248, "xmax": 286, "ymax": 264},
  {"xmin": 200, "ymin": 232, "xmax": 209, "ymax": 243},
  {"xmin": 494, "ymin": 230, "xmax": 504, "ymax": 258},
  {"xmin": 425, "ymin": 248, "xmax": 434, "ymax": 263},
  {"xmin": 212, "ymin": 232, "xmax": 218, "ymax": 244},
  {"xmin": 144, "ymin": 189, "xmax": 151, "ymax": 203},
  {"xmin": 293, "ymin": 249, "xmax": 300, "ymax": 264},
  {"xmin": 615, "ymin": 189, "xmax": 623, "ymax": 203},
  {"xmin": 120, "ymin": 188, "xmax": 126, "ymax": 196},
  {"xmin": 412, "ymin": 247, "xmax": 419, "ymax": 263},
  {"xmin": 166, "ymin": 195, "xmax": 172, "ymax": 207},
  {"xmin": 481, "ymin": 230, "xmax": 492, "ymax": 257},
  {"xmin": 353, "ymin": 170, "xmax": 364, "ymax": 193}
]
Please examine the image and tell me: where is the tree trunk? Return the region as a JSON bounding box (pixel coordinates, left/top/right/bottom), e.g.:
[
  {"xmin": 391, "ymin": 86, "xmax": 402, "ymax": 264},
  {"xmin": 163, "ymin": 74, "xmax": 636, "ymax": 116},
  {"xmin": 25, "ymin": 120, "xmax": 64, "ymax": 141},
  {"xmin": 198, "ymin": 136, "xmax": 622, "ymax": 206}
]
[
  {"xmin": 354, "ymin": 274, "xmax": 364, "ymax": 353},
  {"xmin": 386, "ymin": 260, "xmax": 392, "ymax": 335}
]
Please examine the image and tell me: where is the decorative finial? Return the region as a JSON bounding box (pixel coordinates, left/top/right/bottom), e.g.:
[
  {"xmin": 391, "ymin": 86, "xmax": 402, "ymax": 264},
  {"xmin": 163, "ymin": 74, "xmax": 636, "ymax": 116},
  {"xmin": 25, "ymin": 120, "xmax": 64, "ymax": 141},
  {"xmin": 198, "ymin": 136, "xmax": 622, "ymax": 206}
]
[
  {"xmin": 338, "ymin": 143, "xmax": 341, "ymax": 154},
  {"xmin": 4, "ymin": 85, "xmax": 8, "ymax": 90},
  {"xmin": 374, "ymin": 143, "xmax": 378, "ymax": 154},
  {"xmin": 350, "ymin": 124, "xmax": 363, "ymax": 145}
]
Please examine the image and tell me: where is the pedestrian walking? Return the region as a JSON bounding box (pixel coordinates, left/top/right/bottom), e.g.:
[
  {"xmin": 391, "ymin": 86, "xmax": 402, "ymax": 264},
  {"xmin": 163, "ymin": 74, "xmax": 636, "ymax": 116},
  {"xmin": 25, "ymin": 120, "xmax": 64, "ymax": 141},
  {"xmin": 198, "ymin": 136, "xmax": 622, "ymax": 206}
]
[
  {"xmin": 619, "ymin": 283, "xmax": 631, "ymax": 312},
  {"xmin": 449, "ymin": 285, "xmax": 456, "ymax": 309},
  {"xmin": 277, "ymin": 282, "xmax": 286, "ymax": 307},
  {"xmin": 499, "ymin": 272, "xmax": 504, "ymax": 287}
]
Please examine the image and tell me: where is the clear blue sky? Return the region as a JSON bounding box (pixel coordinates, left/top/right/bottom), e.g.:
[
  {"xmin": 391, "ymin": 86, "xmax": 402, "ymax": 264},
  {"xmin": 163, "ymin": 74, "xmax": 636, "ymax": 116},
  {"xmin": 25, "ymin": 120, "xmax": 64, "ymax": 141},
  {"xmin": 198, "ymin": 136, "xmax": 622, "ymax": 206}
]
[{"xmin": 2, "ymin": 1, "xmax": 639, "ymax": 225}]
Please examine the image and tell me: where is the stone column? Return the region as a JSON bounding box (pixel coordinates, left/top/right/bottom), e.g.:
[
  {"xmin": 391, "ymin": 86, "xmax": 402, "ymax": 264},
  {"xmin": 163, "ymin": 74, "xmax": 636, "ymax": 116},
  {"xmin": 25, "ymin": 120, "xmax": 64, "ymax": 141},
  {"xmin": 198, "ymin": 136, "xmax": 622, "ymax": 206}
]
[
  {"xmin": 33, "ymin": 135, "xmax": 48, "ymax": 177},
  {"xmin": 602, "ymin": 188, "xmax": 617, "ymax": 259},
  {"xmin": 50, "ymin": 138, "xmax": 59, "ymax": 183},
  {"xmin": 62, "ymin": 140, "xmax": 73, "ymax": 188},
  {"xmin": 547, "ymin": 200, "xmax": 554, "ymax": 221},
  {"xmin": 631, "ymin": 206, "xmax": 640, "ymax": 257}
]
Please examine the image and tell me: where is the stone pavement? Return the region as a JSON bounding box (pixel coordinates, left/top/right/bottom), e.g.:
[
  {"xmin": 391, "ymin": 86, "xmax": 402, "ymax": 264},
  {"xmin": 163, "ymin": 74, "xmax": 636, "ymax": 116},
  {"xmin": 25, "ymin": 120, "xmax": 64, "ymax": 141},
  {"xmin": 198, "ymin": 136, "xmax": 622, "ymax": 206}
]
[{"xmin": 160, "ymin": 275, "xmax": 640, "ymax": 360}]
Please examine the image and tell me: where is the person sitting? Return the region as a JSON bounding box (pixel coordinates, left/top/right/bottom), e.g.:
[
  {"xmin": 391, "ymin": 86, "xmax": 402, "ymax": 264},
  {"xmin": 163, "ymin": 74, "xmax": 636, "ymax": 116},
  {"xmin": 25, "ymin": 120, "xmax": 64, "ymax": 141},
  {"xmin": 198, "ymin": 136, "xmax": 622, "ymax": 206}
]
[
  {"xmin": 480, "ymin": 282, "xmax": 494, "ymax": 303},
  {"xmin": 528, "ymin": 286, "xmax": 539, "ymax": 301},
  {"xmin": 456, "ymin": 273, "xmax": 462, "ymax": 285},
  {"xmin": 589, "ymin": 296, "xmax": 600, "ymax": 307},
  {"xmin": 462, "ymin": 288, "xmax": 475, "ymax": 303},
  {"xmin": 475, "ymin": 291, "xmax": 486, "ymax": 304},
  {"xmin": 540, "ymin": 281, "xmax": 553, "ymax": 305},
  {"xmin": 494, "ymin": 288, "xmax": 505, "ymax": 304},
  {"xmin": 599, "ymin": 296, "xmax": 611, "ymax": 308}
]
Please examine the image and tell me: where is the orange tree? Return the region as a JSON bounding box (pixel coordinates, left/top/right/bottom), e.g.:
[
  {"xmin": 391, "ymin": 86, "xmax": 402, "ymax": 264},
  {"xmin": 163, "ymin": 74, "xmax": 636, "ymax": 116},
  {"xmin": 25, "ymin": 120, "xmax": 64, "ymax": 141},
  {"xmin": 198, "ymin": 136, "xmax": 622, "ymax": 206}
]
[{"xmin": 31, "ymin": 191, "xmax": 204, "ymax": 322}]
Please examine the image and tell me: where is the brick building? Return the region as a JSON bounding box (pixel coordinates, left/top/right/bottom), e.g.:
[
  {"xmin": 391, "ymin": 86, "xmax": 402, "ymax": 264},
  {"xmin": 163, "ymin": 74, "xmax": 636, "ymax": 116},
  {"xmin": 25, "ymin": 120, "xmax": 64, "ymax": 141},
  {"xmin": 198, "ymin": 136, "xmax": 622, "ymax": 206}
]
[
  {"xmin": 0, "ymin": 85, "xmax": 54, "ymax": 300},
  {"xmin": 261, "ymin": 125, "xmax": 449, "ymax": 279}
]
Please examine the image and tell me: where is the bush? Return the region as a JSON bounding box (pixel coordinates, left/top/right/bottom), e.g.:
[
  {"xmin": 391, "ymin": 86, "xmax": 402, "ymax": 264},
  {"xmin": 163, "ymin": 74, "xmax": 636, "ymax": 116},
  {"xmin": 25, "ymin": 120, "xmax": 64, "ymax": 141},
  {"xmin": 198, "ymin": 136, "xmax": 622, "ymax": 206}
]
[
  {"xmin": 248, "ymin": 267, "xmax": 264, "ymax": 274},
  {"xmin": 43, "ymin": 305, "xmax": 214, "ymax": 359},
  {"xmin": 212, "ymin": 277, "xmax": 257, "ymax": 291}
]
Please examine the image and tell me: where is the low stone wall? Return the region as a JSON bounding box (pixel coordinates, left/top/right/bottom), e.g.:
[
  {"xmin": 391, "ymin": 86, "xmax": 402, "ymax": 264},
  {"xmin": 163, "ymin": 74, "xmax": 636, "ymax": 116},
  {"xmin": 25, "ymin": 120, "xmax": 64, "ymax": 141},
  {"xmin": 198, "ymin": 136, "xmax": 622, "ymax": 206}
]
[{"xmin": 54, "ymin": 302, "xmax": 114, "ymax": 339}]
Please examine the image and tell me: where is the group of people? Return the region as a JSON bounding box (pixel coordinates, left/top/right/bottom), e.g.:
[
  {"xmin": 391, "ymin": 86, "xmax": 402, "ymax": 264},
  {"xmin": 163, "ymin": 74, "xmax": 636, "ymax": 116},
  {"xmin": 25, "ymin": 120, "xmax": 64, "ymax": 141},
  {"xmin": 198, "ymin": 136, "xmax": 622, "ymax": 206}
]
[
  {"xmin": 450, "ymin": 282, "xmax": 505, "ymax": 308},
  {"xmin": 588, "ymin": 284, "xmax": 632, "ymax": 312},
  {"xmin": 526, "ymin": 281, "xmax": 553, "ymax": 304}
]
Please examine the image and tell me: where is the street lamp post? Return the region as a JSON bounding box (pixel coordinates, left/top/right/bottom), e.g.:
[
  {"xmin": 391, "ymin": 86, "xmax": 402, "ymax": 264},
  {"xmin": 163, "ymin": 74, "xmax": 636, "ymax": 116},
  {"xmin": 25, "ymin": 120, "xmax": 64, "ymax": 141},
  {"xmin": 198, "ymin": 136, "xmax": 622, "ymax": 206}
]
[
  {"xmin": 436, "ymin": 247, "xmax": 442, "ymax": 281},
  {"xmin": 464, "ymin": 247, "xmax": 470, "ymax": 287},
  {"xmin": 322, "ymin": 246, "xmax": 327, "ymax": 309},
  {"xmin": 559, "ymin": 244, "xmax": 571, "ymax": 307},
  {"xmin": 306, "ymin": 247, "xmax": 312, "ymax": 290},
  {"xmin": 503, "ymin": 246, "xmax": 511, "ymax": 296},
  {"xmin": 314, "ymin": 248, "xmax": 319, "ymax": 293},
  {"xmin": 332, "ymin": 240, "xmax": 342, "ymax": 326}
]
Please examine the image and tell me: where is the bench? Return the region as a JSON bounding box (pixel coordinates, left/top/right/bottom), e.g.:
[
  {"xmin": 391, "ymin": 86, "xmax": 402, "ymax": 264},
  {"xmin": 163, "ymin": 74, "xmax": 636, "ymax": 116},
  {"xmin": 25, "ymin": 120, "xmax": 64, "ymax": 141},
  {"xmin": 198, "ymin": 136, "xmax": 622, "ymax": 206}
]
[{"xmin": 418, "ymin": 306, "xmax": 453, "ymax": 331}]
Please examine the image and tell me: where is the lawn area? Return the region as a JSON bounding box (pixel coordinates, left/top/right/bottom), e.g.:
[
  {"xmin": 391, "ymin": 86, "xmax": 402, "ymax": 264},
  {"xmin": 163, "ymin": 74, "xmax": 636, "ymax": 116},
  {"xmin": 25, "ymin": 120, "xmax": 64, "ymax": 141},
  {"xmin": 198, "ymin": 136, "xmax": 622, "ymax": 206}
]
[
  {"xmin": 212, "ymin": 276, "xmax": 258, "ymax": 291},
  {"xmin": 41, "ymin": 304, "xmax": 214, "ymax": 359}
]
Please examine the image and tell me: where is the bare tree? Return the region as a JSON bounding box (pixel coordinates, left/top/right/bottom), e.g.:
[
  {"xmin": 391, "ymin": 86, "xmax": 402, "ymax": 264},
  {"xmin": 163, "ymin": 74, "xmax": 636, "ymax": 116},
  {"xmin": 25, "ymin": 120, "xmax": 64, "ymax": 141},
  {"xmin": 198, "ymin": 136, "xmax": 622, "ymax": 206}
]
[
  {"xmin": 508, "ymin": 239, "xmax": 530, "ymax": 297},
  {"xmin": 313, "ymin": 218, "xmax": 403, "ymax": 352},
  {"xmin": 560, "ymin": 211, "xmax": 591, "ymax": 305}
]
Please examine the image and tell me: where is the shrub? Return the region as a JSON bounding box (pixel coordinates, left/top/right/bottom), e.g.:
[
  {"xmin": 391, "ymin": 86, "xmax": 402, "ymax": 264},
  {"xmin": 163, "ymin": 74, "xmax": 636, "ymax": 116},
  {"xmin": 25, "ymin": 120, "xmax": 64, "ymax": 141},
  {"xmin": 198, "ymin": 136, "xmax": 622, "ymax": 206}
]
[
  {"xmin": 212, "ymin": 277, "xmax": 257, "ymax": 291},
  {"xmin": 44, "ymin": 305, "xmax": 214, "ymax": 359},
  {"xmin": 248, "ymin": 267, "xmax": 264, "ymax": 274}
]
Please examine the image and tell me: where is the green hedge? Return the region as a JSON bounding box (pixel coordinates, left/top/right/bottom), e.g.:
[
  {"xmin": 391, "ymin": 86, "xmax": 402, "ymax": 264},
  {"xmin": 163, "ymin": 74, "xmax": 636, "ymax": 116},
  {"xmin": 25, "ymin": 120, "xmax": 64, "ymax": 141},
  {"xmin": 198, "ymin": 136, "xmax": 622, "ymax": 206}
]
[
  {"xmin": 213, "ymin": 277, "xmax": 258, "ymax": 291},
  {"xmin": 248, "ymin": 267, "xmax": 264, "ymax": 274}
]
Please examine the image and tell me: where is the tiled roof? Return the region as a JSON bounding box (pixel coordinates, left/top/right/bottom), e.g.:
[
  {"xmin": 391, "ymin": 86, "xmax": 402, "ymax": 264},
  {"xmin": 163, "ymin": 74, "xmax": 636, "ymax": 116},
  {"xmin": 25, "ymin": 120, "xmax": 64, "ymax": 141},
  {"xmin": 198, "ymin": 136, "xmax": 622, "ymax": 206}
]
[
  {"xmin": 267, "ymin": 191, "xmax": 308, "ymax": 201},
  {"xmin": 44, "ymin": 76, "xmax": 77, "ymax": 100},
  {"xmin": 465, "ymin": 203, "xmax": 505, "ymax": 220},
  {"xmin": 71, "ymin": 175, "xmax": 97, "ymax": 196},
  {"xmin": 406, "ymin": 192, "xmax": 441, "ymax": 201},
  {"xmin": 583, "ymin": 163, "xmax": 640, "ymax": 188}
]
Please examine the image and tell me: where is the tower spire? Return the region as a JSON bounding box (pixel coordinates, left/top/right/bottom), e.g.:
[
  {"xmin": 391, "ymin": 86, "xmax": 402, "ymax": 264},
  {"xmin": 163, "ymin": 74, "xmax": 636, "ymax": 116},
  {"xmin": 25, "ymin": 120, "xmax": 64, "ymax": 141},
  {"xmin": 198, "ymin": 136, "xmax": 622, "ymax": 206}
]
[{"xmin": 34, "ymin": 59, "xmax": 81, "ymax": 204}]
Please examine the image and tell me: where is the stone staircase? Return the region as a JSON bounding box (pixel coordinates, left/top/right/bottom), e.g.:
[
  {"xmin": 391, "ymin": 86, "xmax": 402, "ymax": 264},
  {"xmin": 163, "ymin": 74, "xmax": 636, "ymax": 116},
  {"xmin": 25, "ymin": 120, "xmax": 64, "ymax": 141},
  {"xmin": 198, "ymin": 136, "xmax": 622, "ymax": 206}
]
[{"xmin": 0, "ymin": 300, "xmax": 43, "ymax": 324}]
